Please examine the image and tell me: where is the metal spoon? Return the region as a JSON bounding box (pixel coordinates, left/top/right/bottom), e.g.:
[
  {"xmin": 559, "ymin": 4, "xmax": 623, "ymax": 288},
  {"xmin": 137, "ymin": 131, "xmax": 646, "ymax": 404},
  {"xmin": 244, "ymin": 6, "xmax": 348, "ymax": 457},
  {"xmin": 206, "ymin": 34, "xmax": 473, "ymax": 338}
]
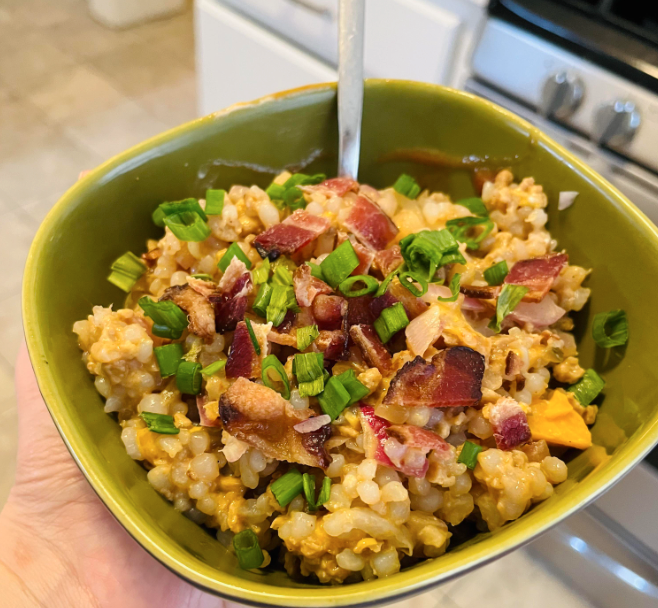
[{"xmin": 337, "ymin": 0, "xmax": 365, "ymax": 179}]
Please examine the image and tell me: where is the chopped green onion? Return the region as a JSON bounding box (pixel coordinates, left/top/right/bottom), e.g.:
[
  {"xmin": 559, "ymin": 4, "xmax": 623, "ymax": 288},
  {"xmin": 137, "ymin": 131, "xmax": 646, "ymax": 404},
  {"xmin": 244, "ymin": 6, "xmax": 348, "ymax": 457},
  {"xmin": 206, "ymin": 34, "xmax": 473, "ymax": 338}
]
[
  {"xmin": 320, "ymin": 240, "xmax": 360, "ymax": 288},
  {"xmin": 139, "ymin": 297, "xmax": 188, "ymax": 340},
  {"xmin": 488, "ymin": 284, "xmax": 529, "ymax": 333},
  {"xmin": 164, "ymin": 211, "xmax": 211, "ymax": 242},
  {"xmin": 190, "ymin": 273, "xmax": 214, "ymax": 281},
  {"xmin": 393, "ymin": 174, "xmax": 421, "ymax": 199},
  {"xmin": 592, "ymin": 310, "xmax": 628, "ymax": 348},
  {"xmin": 153, "ymin": 198, "xmax": 207, "ymax": 227},
  {"xmin": 298, "ymin": 375, "xmax": 325, "ymax": 397},
  {"xmin": 244, "ymin": 318, "xmax": 261, "ymax": 355},
  {"xmin": 484, "ymin": 261, "xmax": 509, "ymax": 286},
  {"xmin": 140, "ymin": 412, "xmax": 179, "ymax": 435},
  {"xmin": 399, "ymin": 230, "xmax": 465, "ymax": 282},
  {"xmin": 284, "ymin": 173, "xmax": 326, "ymax": 188},
  {"xmin": 455, "ymin": 197, "xmax": 488, "ymax": 217},
  {"xmin": 335, "ymin": 369, "xmax": 369, "ymax": 406},
  {"xmin": 253, "ymin": 283, "xmax": 273, "ymax": 318},
  {"xmin": 436, "ymin": 273, "xmax": 461, "ymax": 303},
  {"xmin": 262, "ymin": 354, "xmax": 290, "ymax": 399},
  {"xmin": 446, "ymin": 216, "xmax": 494, "ymax": 250},
  {"xmin": 176, "ymin": 360, "xmax": 202, "ymax": 395},
  {"xmin": 252, "ymin": 258, "xmax": 271, "ymax": 285},
  {"xmin": 374, "ymin": 302, "xmax": 409, "ymax": 344},
  {"xmin": 308, "ymin": 262, "xmax": 325, "ymax": 281},
  {"xmin": 232, "ymin": 529, "xmax": 264, "ymax": 570},
  {"xmin": 154, "ymin": 343, "xmax": 184, "ymax": 378},
  {"xmin": 399, "ymin": 271, "xmax": 428, "ymax": 297},
  {"xmin": 270, "ymin": 468, "xmax": 304, "ymax": 506},
  {"xmin": 266, "ymin": 182, "xmax": 286, "ymax": 201},
  {"xmin": 316, "ymin": 476, "xmax": 331, "ymax": 508},
  {"xmin": 302, "ymin": 474, "xmax": 331, "ymax": 511},
  {"xmin": 107, "ymin": 251, "xmax": 146, "ymax": 292},
  {"xmin": 458, "ymin": 441, "xmax": 483, "ymax": 469},
  {"xmin": 273, "ymin": 264, "xmax": 294, "ymax": 286},
  {"xmin": 339, "ymin": 274, "xmax": 379, "ymax": 298},
  {"xmin": 201, "ymin": 359, "xmax": 226, "ymax": 376},
  {"xmin": 205, "ymin": 189, "xmax": 225, "ymax": 215},
  {"xmin": 267, "ymin": 284, "xmax": 296, "ymax": 326},
  {"xmin": 568, "ymin": 369, "xmax": 605, "ymax": 405},
  {"xmin": 297, "ymin": 325, "xmax": 319, "ymax": 351},
  {"xmin": 266, "ymin": 173, "xmax": 326, "ymax": 210},
  {"xmin": 218, "ymin": 242, "xmax": 252, "ymax": 272},
  {"xmin": 293, "ymin": 352, "xmax": 324, "ymax": 383},
  {"xmin": 318, "ymin": 375, "xmax": 351, "ymax": 420},
  {"xmin": 375, "ymin": 265, "xmax": 404, "ymax": 297}
]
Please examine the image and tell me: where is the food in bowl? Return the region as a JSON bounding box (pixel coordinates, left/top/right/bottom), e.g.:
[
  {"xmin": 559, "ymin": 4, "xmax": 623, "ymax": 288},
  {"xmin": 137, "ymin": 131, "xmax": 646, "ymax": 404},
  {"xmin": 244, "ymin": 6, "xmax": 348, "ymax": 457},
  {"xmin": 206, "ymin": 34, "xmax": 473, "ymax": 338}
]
[{"xmin": 73, "ymin": 169, "xmax": 615, "ymax": 583}]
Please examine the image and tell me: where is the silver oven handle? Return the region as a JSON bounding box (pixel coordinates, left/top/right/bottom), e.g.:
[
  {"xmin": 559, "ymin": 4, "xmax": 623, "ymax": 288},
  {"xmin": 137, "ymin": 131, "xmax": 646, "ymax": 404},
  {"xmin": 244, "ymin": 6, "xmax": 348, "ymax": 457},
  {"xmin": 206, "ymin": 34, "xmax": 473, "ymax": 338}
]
[{"xmin": 285, "ymin": 0, "xmax": 333, "ymax": 19}]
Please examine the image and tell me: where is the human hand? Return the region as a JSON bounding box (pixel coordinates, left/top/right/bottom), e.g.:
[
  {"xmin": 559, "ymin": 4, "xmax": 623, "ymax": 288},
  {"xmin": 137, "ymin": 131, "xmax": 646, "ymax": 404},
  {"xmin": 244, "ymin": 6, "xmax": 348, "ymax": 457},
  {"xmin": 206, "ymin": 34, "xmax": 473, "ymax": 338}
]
[{"xmin": 0, "ymin": 344, "xmax": 244, "ymax": 608}]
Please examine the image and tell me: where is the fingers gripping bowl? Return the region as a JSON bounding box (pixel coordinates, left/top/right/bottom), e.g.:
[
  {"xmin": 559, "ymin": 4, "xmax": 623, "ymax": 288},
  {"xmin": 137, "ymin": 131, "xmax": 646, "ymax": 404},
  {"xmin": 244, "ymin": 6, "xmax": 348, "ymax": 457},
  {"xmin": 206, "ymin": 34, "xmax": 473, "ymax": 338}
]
[{"xmin": 23, "ymin": 81, "xmax": 658, "ymax": 607}]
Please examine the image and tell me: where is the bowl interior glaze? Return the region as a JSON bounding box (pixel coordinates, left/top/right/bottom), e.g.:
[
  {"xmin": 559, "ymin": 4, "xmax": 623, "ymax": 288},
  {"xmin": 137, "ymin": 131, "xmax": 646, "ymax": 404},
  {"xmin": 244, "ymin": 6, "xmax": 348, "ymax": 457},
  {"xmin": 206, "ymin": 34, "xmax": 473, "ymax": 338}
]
[{"xmin": 23, "ymin": 81, "xmax": 658, "ymax": 607}]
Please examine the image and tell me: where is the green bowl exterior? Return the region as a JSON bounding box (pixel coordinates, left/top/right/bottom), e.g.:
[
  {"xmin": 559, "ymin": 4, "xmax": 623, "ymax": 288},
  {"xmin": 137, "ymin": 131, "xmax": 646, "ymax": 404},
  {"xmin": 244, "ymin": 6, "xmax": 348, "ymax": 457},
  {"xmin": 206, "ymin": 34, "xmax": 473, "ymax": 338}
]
[{"xmin": 23, "ymin": 80, "xmax": 658, "ymax": 607}]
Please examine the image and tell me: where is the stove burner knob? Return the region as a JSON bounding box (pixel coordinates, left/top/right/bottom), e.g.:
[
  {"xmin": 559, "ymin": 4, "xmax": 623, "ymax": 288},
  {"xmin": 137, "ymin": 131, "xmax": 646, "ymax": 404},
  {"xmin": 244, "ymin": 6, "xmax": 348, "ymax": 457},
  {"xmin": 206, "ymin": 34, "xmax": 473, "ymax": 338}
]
[
  {"xmin": 540, "ymin": 72, "xmax": 584, "ymax": 119},
  {"xmin": 593, "ymin": 100, "xmax": 641, "ymax": 147}
]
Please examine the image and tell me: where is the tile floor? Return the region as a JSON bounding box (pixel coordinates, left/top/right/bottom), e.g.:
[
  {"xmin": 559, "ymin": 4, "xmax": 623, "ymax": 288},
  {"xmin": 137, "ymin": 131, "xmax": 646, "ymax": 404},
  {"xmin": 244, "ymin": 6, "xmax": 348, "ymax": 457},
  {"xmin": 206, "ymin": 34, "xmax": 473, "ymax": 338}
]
[{"xmin": 0, "ymin": 1, "xmax": 595, "ymax": 606}]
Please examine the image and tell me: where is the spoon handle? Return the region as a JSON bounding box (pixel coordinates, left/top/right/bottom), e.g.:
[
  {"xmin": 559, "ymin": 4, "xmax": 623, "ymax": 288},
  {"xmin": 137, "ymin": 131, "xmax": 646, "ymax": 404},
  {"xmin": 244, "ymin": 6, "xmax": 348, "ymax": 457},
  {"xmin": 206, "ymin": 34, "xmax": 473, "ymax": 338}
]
[{"xmin": 337, "ymin": 0, "xmax": 365, "ymax": 179}]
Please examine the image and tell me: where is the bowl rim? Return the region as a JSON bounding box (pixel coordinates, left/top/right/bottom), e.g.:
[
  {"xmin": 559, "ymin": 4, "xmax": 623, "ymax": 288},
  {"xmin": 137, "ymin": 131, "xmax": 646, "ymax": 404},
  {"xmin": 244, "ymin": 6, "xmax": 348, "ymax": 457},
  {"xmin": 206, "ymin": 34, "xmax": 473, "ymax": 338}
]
[{"xmin": 22, "ymin": 78, "xmax": 658, "ymax": 607}]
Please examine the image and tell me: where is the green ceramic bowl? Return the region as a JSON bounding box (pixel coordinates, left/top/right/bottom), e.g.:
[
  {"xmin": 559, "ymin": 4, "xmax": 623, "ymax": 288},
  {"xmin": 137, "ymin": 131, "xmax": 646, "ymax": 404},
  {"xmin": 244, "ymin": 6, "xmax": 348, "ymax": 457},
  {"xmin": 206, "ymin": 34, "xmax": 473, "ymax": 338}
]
[{"xmin": 23, "ymin": 80, "xmax": 658, "ymax": 607}]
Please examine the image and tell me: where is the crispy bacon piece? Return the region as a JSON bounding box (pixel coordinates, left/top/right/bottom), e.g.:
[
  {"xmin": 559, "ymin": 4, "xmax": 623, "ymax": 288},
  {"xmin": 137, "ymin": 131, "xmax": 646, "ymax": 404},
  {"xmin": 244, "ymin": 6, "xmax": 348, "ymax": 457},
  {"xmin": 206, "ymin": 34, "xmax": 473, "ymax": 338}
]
[
  {"xmin": 318, "ymin": 177, "xmax": 359, "ymax": 197},
  {"xmin": 293, "ymin": 264, "xmax": 332, "ymax": 307},
  {"xmin": 345, "ymin": 295, "xmax": 375, "ymax": 328},
  {"xmin": 359, "ymin": 406, "xmax": 447, "ymax": 477},
  {"xmin": 489, "ymin": 397, "xmax": 531, "ymax": 450},
  {"xmin": 384, "ymin": 347, "xmax": 485, "ymax": 408},
  {"xmin": 349, "ymin": 324, "xmax": 393, "ymax": 375},
  {"xmin": 373, "ymin": 245, "xmax": 404, "ymax": 277},
  {"xmin": 314, "ymin": 330, "xmax": 348, "ymax": 360},
  {"xmin": 460, "ymin": 285, "xmax": 501, "ymax": 300},
  {"xmin": 218, "ymin": 378, "xmax": 329, "ymax": 468},
  {"xmin": 389, "ymin": 280, "xmax": 429, "ymax": 319},
  {"xmin": 208, "ymin": 272, "xmax": 251, "ymax": 332},
  {"xmin": 253, "ymin": 210, "xmax": 330, "ymax": 260},
  {"xmin": 141, "ymin": 247, "xmax": 161, "ymax": 267},
  {"xmin": 312, "ymin": 294, "xmax": 347, "ymax": 331},
  {"xmin": 505, "ymin": 351, "xmax": 523, "ymax": 378},
  {"xmin": 225, "ymin": 321, "xmax": 260, "ymax": 379},
  {"xmin": 370, "ymin": 290, "xmax": 398, "ymax": 319},
  {"xmin": 342, "ymin": 195, "xmax": 399, "ymax": 251},
  {"xmin": 504, "ymin": 253, "xmax": 568, "ymax": 302},
  {"xmin": 159, "ymin": 284, "xmax": 215, "ymax": 341}
]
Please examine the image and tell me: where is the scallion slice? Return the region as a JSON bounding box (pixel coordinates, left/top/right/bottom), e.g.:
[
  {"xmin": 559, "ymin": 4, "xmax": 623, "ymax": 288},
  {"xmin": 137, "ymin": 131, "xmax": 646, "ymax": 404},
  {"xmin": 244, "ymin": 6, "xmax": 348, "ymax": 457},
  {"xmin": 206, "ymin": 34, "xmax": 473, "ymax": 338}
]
[
  {"xmin": 139, "ymin": 297, "xmax": 188, "ymax": 340},
  {"xmin": 399, "ymin": 229, "xmax": 465, "ymax": 282},
  {"xmin": 335, "ymin": 369, "xmax": 369, "ymax": 406},
  {"xmin": 436, "ymin": 273, "xmax": 461, "ymax": 303},
  {"xmin": 293, "ymin": 352, "xmax": 324, "ymax": 383},
  {"xmin": 244, "ymin": 318, "xmax": 261, "ymax": 355},
  {"xmin": 374, "ymin": 302, "xmax": 409, "ymax": 344},
  {"xmin": 317, "ymin": 375, "xmax": 351, "ymax": 420},
  {"xmin": 218, "ymin": 242, "xmax": 252, "ymax": 272},
  {"xmin": 399, "ymin": 271, "xmax": 428, "ymax": 297},
  {"xmin": 488, "ymin": 284, "xmax": 529, "ymax": 333},
  {"xmin": 253, "ymin": 283, "xmax": 273, "ymax": 318},
  {"xmin": 568, "ymin": 369, "xmax": 605, "ymax": 405},
  {"xmin": 339, "ymin": 274, "xmax": 379, "ymax": 298},
  {"xmin": 297, "ymin": 325, "xmax": 319, "ymax": 351},
  {"xmin": 205, "ymin": 189, "xmax": 226, "ymax": 215},
  {"xmin": 320, "ymin": 240, "xmax": 360, "ymax": 288},
  {"xmin": 261, "ymin": 354, "xmax": 290, "ymax": 399},
  {"xmin": 375, "ymin": 265, "xmax": 403, "ymax": 297},
  {"xmin": 270, "ymin": 468, "xmax": 304, "ymax": 506},
  {"xmin": 308, "ymin": 262, "xmax": 325, "ymax": 281},
  {"xmin": 190, "ymin": 273, "xmax": 214, "ymax": 281},
  {"xmin": 140, "ymin": 412, "xmax": 179, "ymax": 435},
  {"xmin": 153, "ymin": 198, "xmax": 207, "ymax": 227},
  {"xmin": 455, "ymin": 197, "xmax": 488, "ymax": 217},
  {"xmin": 164, "ymin": 210, "xmax": 211, "ymax": 242},
  {"xmin": 592, "ymin": 310, "xmax": 628, "ymax": 348},
  {"xmin": 484, "ymin": 261, "xmax": 509, "ymax": 286},
  {"xmin": 154, "ymin": 343, "xmax": 184, "ymax": 378},
  {"xmin": 176, "ymin": 360, "xmax": 202, "ymax": 395},
  {"xmin": 232, "ymin": 529, "xmax": 264, "ymax": 570},
  {"xmin": 107, "ymin": 251, "xmax": 147, "ymax": 292},
  {"xmin": 458, "ymin": 441, "xmax": 483, "ymax": 469},
  {"xmin": 201, "ymin": 359, "xmax": 226, "ymax": 376},
  {"xmin": 266, "ymin": 173, "xmax": 325, "ymax": 210},
  {"xmin": 446, "ymin": 216, "xmax": 494, "ymax": 250},
  {"xmin": 303, "ymin": 474, "xmax": 331, "ymax": 511},
  {"xmin": 272, "ymin": 263, "xmax": 294, "ymax": 286},
  {"xmin": 393, "ymin": 174, "xmax": 421, "ymax": 199},
  {"xmin": 267, "ymin": 284, "xmax": 296, "ymax": 326},
  {"xmin": 252, "ymin": 258, "xmax": 271, "ymax": 285},
  {"xmin": 298, "ymin": 376, "xmax": 325, "ymax": 397}
]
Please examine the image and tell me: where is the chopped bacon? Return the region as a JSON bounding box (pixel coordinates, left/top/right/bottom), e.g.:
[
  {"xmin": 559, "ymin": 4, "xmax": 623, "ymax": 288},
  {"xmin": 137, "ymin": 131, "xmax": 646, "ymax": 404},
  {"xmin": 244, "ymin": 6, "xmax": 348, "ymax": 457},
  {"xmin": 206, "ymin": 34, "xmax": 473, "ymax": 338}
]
[
  {"xmin": 345, "ymin": 295, "xmax": 375, "ymax": 328},
  {"xmin": 318, "ymin": 177, "xmax": 359, "ymax": 197},
  {"xmin": 187, "ymin": 277, "xmax": 218, "ymax": 298},
  {"xmin": 389, "ymin": 280, "xmax": 429, "ymax": 319},
  {"xmin": 208, "ymin": 272, "xmax": 251, "ymax": 332},
  {"xmin": 489, "ymin": 397, "xmax": 531, "ymax": 450},
  {"xmin": 359, "ymin": 405, "xmax": 395, "ymax": 468},
  {"xmin": 387, "ymin": 424, "xmax": 450, "ymax": 454},
  {"xmin": 505, "ymin": 351, "xmax": 523, "ymax": 378},
  {"xmin": 460, "ymin": 285, "xmax": 501, "ymax": 300},
  {"xmin": 225, "ymin": 321, "xmax": 260, "ymax": 379},
  {"xmin": 218, "ymin": 256, "xmax": 248, "ymax": 292},
  {"xmin": 314, "ymin": 329, "xmax": 348, "ymax": 360},
  {"xmin": 504, "ymin": 253, "xmax": 568, "ymax": 302},
  {"xmin": 253, "ymin": 210, "xmax": 330, "ymax": 260},
  {"xmin": 159, "ymin": 284, "xmax": 215, "ymax": 341},
  {"xmin": 349, "ymin": 324, "xmax": 393, "ymax": 375},
  {"xmin": 384, "ymin": 347, "xmax": 485, "ymax": 408},
  {"xmin": 141, "ymin": 247, "xmax": 161, "ymax": 267},
  {"xmin": 373, "ymin": 245, "xmax": 404, "ymax": 277},
  {"xmin": 312, "ymin": 294, "xmax": 346, "ymax": 331},
  {"xmin": 218, "ymin": 377, "xmax": 329, "ymax": 468},
  {"xmin": 336, "ymin": 231, "xmax": 375, "ymax": 275},
  {"xmin": 370, "ymin": 290, "xmax": 399, "ymax": 319},
  {"xmin": 342, "ymin": 195, "xmax": 399, "ymax": 251},
  {"xmin": 505, "ymin": 297, "xmax": 566, "ymax": 330},
  {"xmin": 293, "ymin": 264, "xmax": 332, "ymax": 307}
]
